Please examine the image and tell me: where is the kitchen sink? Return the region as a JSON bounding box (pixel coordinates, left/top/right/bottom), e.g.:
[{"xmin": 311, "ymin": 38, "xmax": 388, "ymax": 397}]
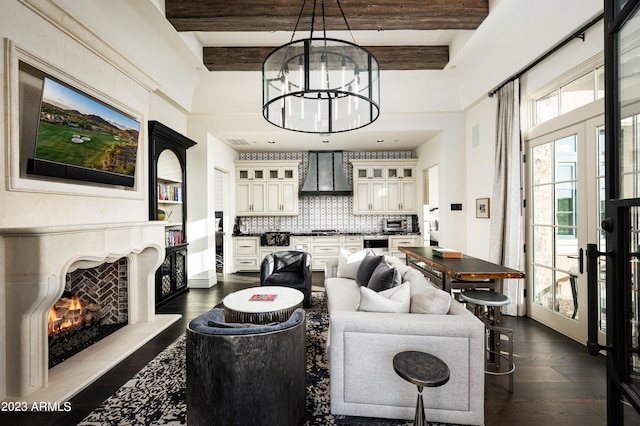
[{"xmin": 260, "ymin": 232, "xmax": 291, "ymax": 247}]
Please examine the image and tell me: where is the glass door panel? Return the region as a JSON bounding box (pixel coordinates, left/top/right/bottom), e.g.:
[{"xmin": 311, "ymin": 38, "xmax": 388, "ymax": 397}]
[
  {"xmin": 596, "ymin": 126, "xmax": 608, "ymax": 335},
  {"xmin": 531, "ymin": 133, "xmax": 580, "ymax": 321}
]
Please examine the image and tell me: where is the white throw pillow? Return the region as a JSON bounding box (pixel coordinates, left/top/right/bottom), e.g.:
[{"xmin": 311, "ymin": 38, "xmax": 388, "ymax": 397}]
[
  {"xmin": 337, "ymin": 248, "xmax": 370, "ymax": 279},
  {"xmin": 358, "ymin": 282, "xmax": 410, "ymax": 313},
  {"xmin": 409, "ymin": 278, "xmax": 452, "ymax": 314}
]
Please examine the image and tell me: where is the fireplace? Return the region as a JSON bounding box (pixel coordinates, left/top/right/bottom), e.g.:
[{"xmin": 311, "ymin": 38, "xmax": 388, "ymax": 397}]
[
  {"xmin": 0, "ymin": 222, "xmax": 181, "ymax": 403},
  {"xmin": 48, "ymin": 259, "xmax": 129, "ymax": 368}
]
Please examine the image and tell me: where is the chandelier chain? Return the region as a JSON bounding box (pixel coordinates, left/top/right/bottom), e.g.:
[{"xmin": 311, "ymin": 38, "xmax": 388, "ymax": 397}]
[
  {"xmin": 290, "ymin": 0, "xmax": 309, "ymax": 43},
  {"xmin": 335, "ymin": 0, "xmax": 358, "ymax": 45}
]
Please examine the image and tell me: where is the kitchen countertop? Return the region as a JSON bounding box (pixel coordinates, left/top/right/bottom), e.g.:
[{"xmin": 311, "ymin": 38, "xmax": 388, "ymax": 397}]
[{"xmin": 233, "ymin": 231, "xmax": 421, "ymax": 237}]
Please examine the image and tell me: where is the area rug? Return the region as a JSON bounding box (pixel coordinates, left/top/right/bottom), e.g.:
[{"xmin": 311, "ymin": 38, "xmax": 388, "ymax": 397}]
[{"xmin": 78, "ymin": 292, "xmax": 457, "ymax": 425}]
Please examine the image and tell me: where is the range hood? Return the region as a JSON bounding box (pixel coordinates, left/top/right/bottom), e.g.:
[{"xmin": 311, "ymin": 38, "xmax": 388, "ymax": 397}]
[{"xmin": 300, "ymin": 151, "xmax": 352, "ymax": 196}]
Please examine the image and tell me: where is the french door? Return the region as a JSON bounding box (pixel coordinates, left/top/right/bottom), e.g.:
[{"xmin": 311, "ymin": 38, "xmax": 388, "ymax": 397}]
[
  {"xmin": 527, "ymin": 118, "xmax": 606, "ymax": 346},
  {"xmin": 595, "ymin": 0, "xmax": 640, "ymax": 422}
]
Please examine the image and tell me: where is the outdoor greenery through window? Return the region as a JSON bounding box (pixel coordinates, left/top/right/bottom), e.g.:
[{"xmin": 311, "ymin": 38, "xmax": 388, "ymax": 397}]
[{"xmin": 535, "ymin": 67, "xmax": 605, "ymax": 125}]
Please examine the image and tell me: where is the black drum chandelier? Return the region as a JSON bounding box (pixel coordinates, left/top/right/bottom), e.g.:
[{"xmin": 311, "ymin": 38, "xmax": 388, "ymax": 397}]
[{"xmin": 262, "ymin": 0, "xmax": 380, "ymax": 134}]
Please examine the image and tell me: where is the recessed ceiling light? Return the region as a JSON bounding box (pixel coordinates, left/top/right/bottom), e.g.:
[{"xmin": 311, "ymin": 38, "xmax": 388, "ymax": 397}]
[
  {"xmin": 322, "ymin": 140, "xmax": 330, "ymax": 143},
  {"xmin": 377, "ymin": 139, "xmax": 384, "ymax": 143},
  {"xmin": 268, "ymin": 140, "xmax": 275, "ymax": 144}
]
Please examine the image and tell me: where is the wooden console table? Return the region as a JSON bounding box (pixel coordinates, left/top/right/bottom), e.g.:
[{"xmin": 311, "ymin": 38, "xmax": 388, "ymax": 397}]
[{"xmin": 398, "ymin": 246, "xmax": 525, "ymax": 293}]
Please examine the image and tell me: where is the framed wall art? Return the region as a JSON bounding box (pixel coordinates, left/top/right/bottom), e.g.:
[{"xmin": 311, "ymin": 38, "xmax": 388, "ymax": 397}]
[{"xmin": 476, "ymin": 197, "xmax": 490, "ymax": 218}]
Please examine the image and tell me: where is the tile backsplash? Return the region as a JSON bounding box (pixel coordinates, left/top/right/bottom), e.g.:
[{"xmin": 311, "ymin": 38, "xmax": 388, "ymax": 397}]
[{"xmin": 237, "ymin": 151, "xmax": 418, "ymax": 234}]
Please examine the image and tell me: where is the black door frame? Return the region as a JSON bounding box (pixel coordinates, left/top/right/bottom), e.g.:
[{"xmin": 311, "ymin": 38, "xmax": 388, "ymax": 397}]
[{"xmin": 601, "ymin": 0, "xmax": 640, "ymax": 422}]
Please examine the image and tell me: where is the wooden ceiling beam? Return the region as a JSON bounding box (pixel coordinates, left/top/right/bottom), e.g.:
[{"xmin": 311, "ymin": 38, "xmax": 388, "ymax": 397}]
[
  {"xmin": 166, "ymin": 0, "xmax": 488, "ymax": 32},
  {"xmin": 203, "ymin": 45, "xmax": 449, "ymax": 71}
]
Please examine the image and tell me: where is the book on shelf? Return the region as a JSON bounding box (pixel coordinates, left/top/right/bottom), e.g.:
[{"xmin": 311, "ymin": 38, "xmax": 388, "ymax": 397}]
[
  {"xmin": 166, "ymin": 229, "xmax": 184, "ymax": 246},
  {"xmin": 249, "ymin": 293, "xmax": 277, "ymax": 301},
  {"xmin": 432, "ymin": 248, "xmax": 463, "ymax": 258},
  {"xmin": 157, "ymin": 184, "xmax": 182, "ymax": 202}
]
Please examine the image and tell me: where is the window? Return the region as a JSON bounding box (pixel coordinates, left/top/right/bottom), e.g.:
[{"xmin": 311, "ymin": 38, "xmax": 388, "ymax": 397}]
[{"xmin": 534, "ymin": 66, "xmax": 604, "ymax": 125}]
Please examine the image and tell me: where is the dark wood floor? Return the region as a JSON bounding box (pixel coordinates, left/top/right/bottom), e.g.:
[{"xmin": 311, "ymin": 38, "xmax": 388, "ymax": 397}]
[{"xmin": 1, "ymin": 272, "xmax": 607, "ymax": 425}]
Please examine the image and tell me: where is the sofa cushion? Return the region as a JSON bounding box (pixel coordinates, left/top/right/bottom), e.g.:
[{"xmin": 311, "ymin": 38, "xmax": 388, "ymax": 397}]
[
  {"xmin": 367, "ymin": 262, "xmax": 402, "ymax": 292},
  {"xmin": 358, "ymin": 282, "xmax": 410, "ymax": 313},
  {"xmin": 355, "ymin": 255, "xmax": 384, "ymax": 286},
  {"xmin": 337, "ymin": 249, "xmax": 370, "ymax": 279},
  {"xmin": 409, "ymin": 278, "xmax": 452, "ymax": 314}
]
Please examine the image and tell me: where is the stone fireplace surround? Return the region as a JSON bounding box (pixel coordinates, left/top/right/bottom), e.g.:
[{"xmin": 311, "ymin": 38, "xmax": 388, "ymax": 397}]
[{"xmin": 0, "ymin": 221, "xmax": 181, "ymax": 403}]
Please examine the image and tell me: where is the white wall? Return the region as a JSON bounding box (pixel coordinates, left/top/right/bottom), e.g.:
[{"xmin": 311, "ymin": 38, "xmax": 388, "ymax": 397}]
[
  {"xmin": 0, "ymin": 1, "xmax": 154, "ymax": 228},
  {"xmin": 186, "ymin": 117, "xmax": 238, "ymax": 287},
  {"xmin": 415, "ymin": 113, "xmax": 467, "ymax": 251},
  {"xmin": 464, "ymin": 97, "xmax": 497, "ymax": 259}
]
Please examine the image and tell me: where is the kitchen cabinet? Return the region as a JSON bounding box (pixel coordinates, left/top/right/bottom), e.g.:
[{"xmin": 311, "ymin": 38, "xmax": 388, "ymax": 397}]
[
  {"xmin": 342, "ymin": 235, "xmax": 364, "ymax": 253},
  {"xmin": 353, "ymin": 164, "xmax": 385, "ymax": 180},
  {"xmin": 350, "ymin": 159, "xmax": 418, "ymax": 215},
  {"xmin": 386, "ymin": 164, "xmax": 416, "ymax": 180},
  {"xmin": 386, "ymin": 179, "xmax": 417, "ymax": 214},
  {"xmin": 235, "ymin": 161, "xmax": 300, "ymax": 216},
  {"xmin": 237, "ymin": 180, "xmax": 266, "ymax": 215},
  {"xmin": 310, "ymin": 235, "xmax": 342, "ymax": 270},
  {"xmin": 232, "ymin": 234, "xmax": 366, "ymax": 272},
  {"xmin": 290, "ymin": 236, "xmax": 311, "ymax": 253},
  {"xmin": 236, "ymin": 165, "xmax": 266, "ymax": 215},
  {"xmin": 389, "ymin": 234, "xmax": 421, "ymax": 260},
  {"xmin": 233, "ymin": 236, "xmax": 261, "ymax": 271},
  {"xmin": 353, "ymin": 179, "xmax": 386, "ymax": 214}
]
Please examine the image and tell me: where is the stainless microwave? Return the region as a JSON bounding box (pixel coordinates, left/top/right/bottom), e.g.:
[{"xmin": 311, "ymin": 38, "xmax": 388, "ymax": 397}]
[{"xmin": 383, "ymin": 219, "xmax": 406, "ymax": 233}]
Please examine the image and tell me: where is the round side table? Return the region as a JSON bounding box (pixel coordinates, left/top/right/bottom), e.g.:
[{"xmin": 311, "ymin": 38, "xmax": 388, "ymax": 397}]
[{"xmin": 393, "ymin": 350, "xmax": 450, "ymax": 426}]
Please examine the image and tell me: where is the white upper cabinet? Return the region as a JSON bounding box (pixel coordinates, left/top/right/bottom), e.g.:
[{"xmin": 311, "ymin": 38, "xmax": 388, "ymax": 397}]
[
  {"xmin": 350, "ymin": 159, "xmax": 418, "ymax": 215},
  {"xmin": 235, "ymin": 160, "xmax": 300, "ymax": 216}
]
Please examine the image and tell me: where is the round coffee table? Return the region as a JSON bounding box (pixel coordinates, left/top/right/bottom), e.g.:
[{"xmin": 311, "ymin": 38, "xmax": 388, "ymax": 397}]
[{"xmin": 222, "ymin": 286, "xmax": 304, "ymax": 324}]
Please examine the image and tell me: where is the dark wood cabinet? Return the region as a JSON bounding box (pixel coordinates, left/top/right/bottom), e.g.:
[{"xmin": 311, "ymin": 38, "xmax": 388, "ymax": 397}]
[{"xmin": 148, "ymin": 121, "xmax": 196, "ymax": 307}]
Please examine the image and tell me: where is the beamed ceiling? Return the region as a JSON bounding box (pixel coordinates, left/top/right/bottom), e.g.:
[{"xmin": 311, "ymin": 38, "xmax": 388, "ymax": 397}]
[{"xmin": 165, "ymin": 0, "xmax": 489, "ymax": 71}]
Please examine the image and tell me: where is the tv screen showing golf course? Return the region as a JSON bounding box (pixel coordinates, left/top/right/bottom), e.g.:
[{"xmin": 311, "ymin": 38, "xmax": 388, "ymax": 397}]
[{"xmin": 29, "ymin": 77, "xmax": 140, "ymax": 186}]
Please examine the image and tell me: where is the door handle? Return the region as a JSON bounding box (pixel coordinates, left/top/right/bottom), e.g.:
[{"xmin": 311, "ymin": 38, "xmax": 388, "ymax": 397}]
[
  {"xmin": 586, "ymin": 243, "xmax": 612, "ymax": 356},
  {"xmin": 568, "ymin": 248, "xmax": 584, "ymax": 274}
]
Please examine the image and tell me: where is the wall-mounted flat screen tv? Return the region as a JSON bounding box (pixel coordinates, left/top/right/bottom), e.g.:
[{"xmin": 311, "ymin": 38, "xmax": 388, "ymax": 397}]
[{"xmin": 27, "ymin": 77, "xmax": 140, "ymax": 187}]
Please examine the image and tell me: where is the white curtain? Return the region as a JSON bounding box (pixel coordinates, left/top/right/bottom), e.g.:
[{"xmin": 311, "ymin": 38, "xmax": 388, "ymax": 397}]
[{"xmin": 489, "ymin": 79, "xmax": 525, "ymax": 316}]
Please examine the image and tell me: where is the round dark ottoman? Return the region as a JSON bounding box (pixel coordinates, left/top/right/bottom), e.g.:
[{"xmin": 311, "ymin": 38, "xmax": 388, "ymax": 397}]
[{"xmin": 186, "ymin": 308, "xmax": 306, "ymax": 426}]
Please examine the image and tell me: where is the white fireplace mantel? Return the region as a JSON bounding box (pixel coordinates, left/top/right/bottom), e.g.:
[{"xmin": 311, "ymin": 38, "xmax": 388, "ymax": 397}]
[{"xmin": 0, "ymin": 221, "xmax": 178, "ymax": 401}]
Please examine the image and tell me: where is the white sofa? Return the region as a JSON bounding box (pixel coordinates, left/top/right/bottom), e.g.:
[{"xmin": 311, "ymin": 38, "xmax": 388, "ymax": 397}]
[{"xmin": 324, "ymin": 254, "xmax": 485, "ymax": 425}]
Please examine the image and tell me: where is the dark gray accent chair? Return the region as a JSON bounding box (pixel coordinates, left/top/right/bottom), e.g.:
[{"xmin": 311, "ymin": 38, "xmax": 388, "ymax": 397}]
[
  {"xmin": 260, "ymin": 250, "xmax": 312, "ymax": 308},
  {"xmin": 186, "ymin": 308, "xmax": 306, "ymax": 426}
]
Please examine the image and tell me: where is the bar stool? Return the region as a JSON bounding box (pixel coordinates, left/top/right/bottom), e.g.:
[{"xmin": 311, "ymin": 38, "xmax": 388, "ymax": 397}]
[
  {"xmin": 393, "ymin": 351, "xmax": 450, "ymax": 426},
  {"xmin": 460, "ymin": 289, "xmax": 515, "ymax": 393}
]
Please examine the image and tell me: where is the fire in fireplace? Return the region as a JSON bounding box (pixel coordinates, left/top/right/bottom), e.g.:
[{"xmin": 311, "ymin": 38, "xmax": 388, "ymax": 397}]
[
  {"xmin": 48, "ymin": 259, "xmax": 129, "ymax": 368},
  {"xmin": 48, "ymin": 292, "xmax": 101, "ymax": 337}
]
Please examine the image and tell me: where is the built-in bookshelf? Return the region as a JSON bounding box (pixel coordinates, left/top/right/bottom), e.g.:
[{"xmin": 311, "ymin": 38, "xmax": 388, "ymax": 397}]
[
  {"xmin": 156, "ymin": 151, "xmax": 184, "ymax": 248},
  {"xmin": 148, "ymin": 121, "xmax": 196, "ymax": 307}
]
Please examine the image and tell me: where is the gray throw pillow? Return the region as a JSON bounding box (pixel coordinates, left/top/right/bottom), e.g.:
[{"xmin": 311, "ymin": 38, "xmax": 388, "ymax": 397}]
[
  {"xmin": 367, "ymin": 262, "xmax": 401, "ymax": 292},
  {"xmin": 355, "ymin": 255, "xmax": 383, "ymax": 286}
]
